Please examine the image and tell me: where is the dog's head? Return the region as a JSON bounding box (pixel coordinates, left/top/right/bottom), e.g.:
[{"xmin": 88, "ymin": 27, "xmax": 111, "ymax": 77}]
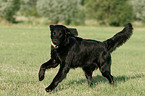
[{"xmin": 50, "ymin": 25, "xmax": 78, "ymax": 48}]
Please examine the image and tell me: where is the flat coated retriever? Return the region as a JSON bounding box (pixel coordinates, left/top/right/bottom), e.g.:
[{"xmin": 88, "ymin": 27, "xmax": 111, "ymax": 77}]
[{"xmin": 38, "ymin": 23, "xmax": 133, "ymax": 92}]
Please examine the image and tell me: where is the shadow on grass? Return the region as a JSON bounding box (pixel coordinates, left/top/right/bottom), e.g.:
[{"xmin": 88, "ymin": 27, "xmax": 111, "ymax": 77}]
[
  {"xmin": 52, "ymin": 73, "xmax": 145, "ymax": 92},
  {"xmin": 114, "ymin": 73, "xmax": 145, "ymax": 83},
  {"xmin": 68, "ymin": 73, "xmax": 145, "ymax": 86}
]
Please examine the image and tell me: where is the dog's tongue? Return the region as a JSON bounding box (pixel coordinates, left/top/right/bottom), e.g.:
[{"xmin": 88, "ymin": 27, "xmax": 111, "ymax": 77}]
[{"xmin": 51, "ymin": 41, "xmax": 58, "ymax": 48}]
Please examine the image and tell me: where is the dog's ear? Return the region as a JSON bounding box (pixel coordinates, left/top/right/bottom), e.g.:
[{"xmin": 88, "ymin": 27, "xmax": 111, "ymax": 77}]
[
  {"xmin": 63, "ymin": 26, "xmax": 78, "ymax": 36},
  {"xmin": 68, "ymin": 28, "xmax": 78, "ymax": 36},
  {"xmin": 49, "ymin": 25, "xmax": 54, "ymax": 31},
  {"xmin": 63, "ymin": 26, "xmax": 71, "ymax": 34}
]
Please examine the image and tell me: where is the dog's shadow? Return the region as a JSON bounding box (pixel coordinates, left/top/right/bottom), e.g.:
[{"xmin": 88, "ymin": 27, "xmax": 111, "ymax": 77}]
[
  {"xmin": 54, "ymin": 73, "xmax": 145, "ymax": 92},
  {"xmin": 53, "ymin": 73, "xmax": 145, "ymax": 92},
  {"xmin": 70, "ymin": 73, "xmax": 145, "ymax": 85}
]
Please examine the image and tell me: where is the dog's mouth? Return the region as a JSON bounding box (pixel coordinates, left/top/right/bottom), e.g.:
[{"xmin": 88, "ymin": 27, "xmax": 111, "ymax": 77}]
[{"xmin": 51, "ymin": 41, "xmax": 59, "ymax": 48}]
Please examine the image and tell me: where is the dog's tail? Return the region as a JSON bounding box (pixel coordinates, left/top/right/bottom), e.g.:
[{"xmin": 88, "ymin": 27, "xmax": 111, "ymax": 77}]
[{"xmin": 103, "ymin": 23, "xmax": 133, "ymax": 53}]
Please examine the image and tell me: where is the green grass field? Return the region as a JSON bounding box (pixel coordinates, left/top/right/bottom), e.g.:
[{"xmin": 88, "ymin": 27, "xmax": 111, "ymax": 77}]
[{"xmin": 0, "ymin": 25, "xmax": 145, "ymax": 96}]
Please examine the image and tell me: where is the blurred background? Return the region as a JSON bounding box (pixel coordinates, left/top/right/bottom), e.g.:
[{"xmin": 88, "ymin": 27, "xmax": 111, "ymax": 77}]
[{"xmin": 0, "ymin": 0, "xmax": 145, "ymax": 26}]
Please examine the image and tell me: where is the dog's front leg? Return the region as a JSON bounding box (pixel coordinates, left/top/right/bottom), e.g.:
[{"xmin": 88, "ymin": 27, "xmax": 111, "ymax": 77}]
[
  {"xmin": 38, "ymin": 59, "xmax": 58, "ymax": 81},
  {"xmin": 45, "ymin": 65, "xmax": 70, "ymax": 92}
]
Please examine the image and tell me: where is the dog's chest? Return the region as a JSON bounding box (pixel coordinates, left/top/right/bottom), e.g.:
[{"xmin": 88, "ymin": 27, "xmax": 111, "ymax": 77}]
[{"xmin": 53, "ymin": 47, "xmax": 69, "ymax": 62}]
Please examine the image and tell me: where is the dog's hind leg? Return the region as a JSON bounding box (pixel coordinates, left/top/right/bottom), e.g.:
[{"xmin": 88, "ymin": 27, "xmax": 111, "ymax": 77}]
[
  {"xmin": 99, "ymin": 54, "xmax": 114, "ymax": 84},
  {"xmin": 83, "ymin": 66, "xmax": 95, "ymax": 86},
  {"xmin": 102, "ymin": 71, "xmax": 114, "ymax": 84},
  {"xmin": 99, "ymin": 61, "xmax": 114, "ymax": 84},
  {"xmin": 38, "ymin": 59, "xmax": 59, "ymax": 81}
]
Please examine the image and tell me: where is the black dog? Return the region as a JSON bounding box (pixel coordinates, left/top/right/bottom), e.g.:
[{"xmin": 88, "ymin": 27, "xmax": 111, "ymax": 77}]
[{"xmin": 38, "ymin": 23, "xmax": 133, "ymax": 92}]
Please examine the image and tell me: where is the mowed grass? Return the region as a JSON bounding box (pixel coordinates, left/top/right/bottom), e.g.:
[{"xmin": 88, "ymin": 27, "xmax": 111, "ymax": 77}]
[{"xmin": 0, "ymin": 25, "xmax": 145, "ymax": 96}]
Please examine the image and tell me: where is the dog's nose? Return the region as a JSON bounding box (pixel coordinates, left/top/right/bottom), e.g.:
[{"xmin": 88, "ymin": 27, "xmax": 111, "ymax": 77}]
[{"xmin": 53, "ymin": 39, "xmax": 58, "ymax": 44}]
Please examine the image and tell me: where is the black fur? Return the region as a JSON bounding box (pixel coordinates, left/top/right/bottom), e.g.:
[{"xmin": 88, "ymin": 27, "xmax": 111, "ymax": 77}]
[{"xmin": 38, "ymin": 23, "xmax": 133, "ymax": 92}]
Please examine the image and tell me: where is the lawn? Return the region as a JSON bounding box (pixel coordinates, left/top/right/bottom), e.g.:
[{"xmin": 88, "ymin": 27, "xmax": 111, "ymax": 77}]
[{"xmin": 0, "ymin": 25, "xmax": 145, "ymax": 96}]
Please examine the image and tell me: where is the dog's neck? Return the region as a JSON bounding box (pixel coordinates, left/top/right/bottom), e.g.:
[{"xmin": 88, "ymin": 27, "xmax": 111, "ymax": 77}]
[{"xmin": 51, "ymin": 41, "xmax": 58, "ymax": 48}]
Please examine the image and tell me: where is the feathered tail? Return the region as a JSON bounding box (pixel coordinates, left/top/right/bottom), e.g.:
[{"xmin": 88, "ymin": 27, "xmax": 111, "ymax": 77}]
[{"xmin": 103, "ymin": 23, "xmax": 133, "ymax": 53}]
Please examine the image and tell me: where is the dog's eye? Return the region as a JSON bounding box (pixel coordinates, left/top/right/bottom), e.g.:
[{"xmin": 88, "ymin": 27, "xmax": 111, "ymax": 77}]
[
  {"xmin": 59, "ymin": 33, "xmax": 62, "ymax": 36},
  {"xmin": 53, "ymin": 32, "xmax": 56, "ymax": 36}
]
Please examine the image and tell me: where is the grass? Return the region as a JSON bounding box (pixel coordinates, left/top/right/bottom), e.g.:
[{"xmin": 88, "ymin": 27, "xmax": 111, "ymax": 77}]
[{"xmin": 0, "ymin": 25, "xmax": 145, "ymax": 96}]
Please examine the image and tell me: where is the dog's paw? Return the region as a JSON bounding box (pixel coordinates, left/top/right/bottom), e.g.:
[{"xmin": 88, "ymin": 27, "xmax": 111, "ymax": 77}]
[
  {"xmin": 45, "ymin": 86, "xmax": 53, "ymax": 92},
  {"xmin": 38, "ymin": 69, "xmax": 45, "ymax": 81},
  {"xmin": 89, "ymin": 82, "xmax": 94, "ymax": 87},
  {"xmin": 110, "ymin": 81, "xmax": 114, "ymax": 85}
]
